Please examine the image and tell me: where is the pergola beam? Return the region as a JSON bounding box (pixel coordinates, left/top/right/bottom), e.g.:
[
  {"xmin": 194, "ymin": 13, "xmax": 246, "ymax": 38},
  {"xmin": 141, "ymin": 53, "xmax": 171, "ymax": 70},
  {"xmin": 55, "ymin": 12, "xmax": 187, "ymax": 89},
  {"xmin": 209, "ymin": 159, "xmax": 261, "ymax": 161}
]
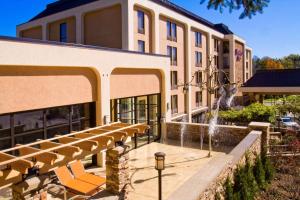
[{"xmin": 0, "ymin": 123, "xmax": 144, "ymax": 168}]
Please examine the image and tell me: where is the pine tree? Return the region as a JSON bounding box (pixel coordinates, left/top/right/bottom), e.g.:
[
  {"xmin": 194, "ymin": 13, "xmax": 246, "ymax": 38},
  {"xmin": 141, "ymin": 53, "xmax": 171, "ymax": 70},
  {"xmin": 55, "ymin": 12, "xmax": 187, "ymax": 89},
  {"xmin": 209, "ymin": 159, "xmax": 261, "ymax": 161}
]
[
  {"xmin": 224, "ymin": 176, "xmax": 234, "ymax": 200},
  {"xmin": 233, "ymin": 166, "xmax": 251, "ymax": 200},
  {"xmin": 261, "ymin": 153, "xmax": 275, "ymax": 182},
  {"xmin": 245, "ymin": 154, "xmax": 259, "ymax": 199},
  {"xmin": 253, "ymin": 155, "xmax": 266, "ymax": 190}
]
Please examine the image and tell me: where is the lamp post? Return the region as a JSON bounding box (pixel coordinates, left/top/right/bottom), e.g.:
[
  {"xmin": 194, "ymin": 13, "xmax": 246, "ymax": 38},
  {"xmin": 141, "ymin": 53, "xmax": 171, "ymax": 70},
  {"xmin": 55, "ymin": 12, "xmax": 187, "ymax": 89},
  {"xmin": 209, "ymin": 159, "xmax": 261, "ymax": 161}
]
[{"xmin": 155, "ymin": 152, "xmax": 166, "ymax": 200}]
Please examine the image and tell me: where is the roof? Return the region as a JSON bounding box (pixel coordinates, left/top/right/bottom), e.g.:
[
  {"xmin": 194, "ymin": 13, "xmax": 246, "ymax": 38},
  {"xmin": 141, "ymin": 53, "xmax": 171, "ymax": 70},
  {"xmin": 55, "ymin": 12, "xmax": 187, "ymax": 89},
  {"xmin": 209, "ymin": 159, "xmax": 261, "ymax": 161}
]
[
  {"xmin": 242, "ymin": 69, "xmax": 300, "ymax": 87},
  {"xmin": 28, "ymin": 0, "xmax": 234, "ymax": 35}
]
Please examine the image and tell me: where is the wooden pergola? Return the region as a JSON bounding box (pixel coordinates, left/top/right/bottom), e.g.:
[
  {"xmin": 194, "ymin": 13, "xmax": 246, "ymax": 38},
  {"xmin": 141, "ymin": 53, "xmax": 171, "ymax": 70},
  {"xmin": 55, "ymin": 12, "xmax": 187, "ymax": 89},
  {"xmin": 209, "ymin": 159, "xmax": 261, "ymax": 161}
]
[{"xmin": 0, "ymin": 122, "xmax": 150, "ymax": 189}]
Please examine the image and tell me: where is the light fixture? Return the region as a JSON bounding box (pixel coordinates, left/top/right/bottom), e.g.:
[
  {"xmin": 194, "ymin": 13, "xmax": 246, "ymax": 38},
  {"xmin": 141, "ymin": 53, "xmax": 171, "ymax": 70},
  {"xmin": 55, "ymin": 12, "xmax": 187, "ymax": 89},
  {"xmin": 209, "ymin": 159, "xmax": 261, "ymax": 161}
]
[
  {"xmin": 155, "ymin": 152, "xmax": 166, "ymax": 200},
  {"xmin": 155, "ymin": 152, "xmax": 166, "ymax": 170}
]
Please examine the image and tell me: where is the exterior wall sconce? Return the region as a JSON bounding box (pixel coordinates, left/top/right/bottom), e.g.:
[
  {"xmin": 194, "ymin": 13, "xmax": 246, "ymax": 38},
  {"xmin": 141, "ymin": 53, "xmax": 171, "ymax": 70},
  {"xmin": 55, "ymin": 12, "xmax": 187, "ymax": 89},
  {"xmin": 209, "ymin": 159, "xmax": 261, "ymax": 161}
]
[{"xmin": 155, "ymin": 152, "xmax": 166, "ymax": 200}]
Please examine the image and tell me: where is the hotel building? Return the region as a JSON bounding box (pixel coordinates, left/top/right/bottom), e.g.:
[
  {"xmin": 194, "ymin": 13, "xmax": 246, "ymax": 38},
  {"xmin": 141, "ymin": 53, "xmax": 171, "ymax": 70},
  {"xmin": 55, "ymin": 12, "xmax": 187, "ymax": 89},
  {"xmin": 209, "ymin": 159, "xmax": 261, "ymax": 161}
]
[{"xmin": 0, "ymin": 0, "xmax": 252, "ymax": 150}]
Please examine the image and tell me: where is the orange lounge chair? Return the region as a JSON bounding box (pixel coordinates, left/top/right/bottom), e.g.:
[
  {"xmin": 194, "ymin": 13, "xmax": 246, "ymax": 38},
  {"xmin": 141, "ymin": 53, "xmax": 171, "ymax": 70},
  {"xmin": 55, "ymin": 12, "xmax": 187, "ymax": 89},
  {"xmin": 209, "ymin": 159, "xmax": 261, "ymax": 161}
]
[
  {"xmin": 54, "ymin": 166, "xmax": 100, "ymax": 196},
  {"xmin": 70, "ymin": 160, "xmax": 106, "ymax": 187}
]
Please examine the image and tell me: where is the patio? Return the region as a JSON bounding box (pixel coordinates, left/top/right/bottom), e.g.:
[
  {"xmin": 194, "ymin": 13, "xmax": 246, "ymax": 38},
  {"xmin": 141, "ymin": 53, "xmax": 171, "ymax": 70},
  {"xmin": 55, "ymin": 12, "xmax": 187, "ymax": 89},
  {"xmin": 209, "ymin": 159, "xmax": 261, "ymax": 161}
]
[{"xmin": 127, "ymin": 142, "xmax": 226, "ymax": 200}]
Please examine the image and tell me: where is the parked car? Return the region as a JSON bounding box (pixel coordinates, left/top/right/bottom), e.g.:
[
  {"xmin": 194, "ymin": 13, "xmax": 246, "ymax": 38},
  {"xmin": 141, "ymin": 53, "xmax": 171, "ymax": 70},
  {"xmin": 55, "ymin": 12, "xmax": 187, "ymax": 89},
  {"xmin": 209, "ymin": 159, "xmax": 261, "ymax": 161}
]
[{"xmin": 280, "ymin": 117, "xmax": 300, "ymax": 130}]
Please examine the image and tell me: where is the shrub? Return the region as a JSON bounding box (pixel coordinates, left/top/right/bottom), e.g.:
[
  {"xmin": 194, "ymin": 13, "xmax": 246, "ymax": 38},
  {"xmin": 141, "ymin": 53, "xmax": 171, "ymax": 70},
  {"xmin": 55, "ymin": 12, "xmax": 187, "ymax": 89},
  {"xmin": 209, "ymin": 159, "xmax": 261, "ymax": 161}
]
[
  {"xmin": 253, "ymin": 155, "xmax": 266, "ymax": 190},
  {"xmin": 245, "ymin": 154, "xmax": 259, "ymax": 198},
  {"xmin": 224, "ymin": 176, "xmax": 234, "ymax": 200},
  {"xmin": 219, "ymin": 103, "xmax": 276, "ymax": 124},
  {"xmin": 215, "ymin": 191, "xmax": 222, "ymax": 200},
  {"xmin": 261, "ymin": 153, "xmax": 275, "ymax": 182},
  {"xmin": 233, "ymin": 166, "xmax": 252, "ymax": 200}
]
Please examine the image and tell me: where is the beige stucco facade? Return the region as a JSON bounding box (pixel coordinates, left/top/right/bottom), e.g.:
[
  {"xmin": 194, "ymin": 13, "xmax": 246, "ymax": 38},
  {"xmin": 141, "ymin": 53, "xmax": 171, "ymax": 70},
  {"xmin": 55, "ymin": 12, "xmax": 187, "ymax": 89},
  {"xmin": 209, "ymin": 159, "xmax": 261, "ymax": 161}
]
[
  {"xmin": 0, "ymin": 38, "xmax": 170, "ymax": 127},
  {"xmin": 48, "ymin": 17, "xmax": 76, "ymax": 43},
  {"xmin": 17, "ymin": 0, "xmax": 253, "ymax": 123}
]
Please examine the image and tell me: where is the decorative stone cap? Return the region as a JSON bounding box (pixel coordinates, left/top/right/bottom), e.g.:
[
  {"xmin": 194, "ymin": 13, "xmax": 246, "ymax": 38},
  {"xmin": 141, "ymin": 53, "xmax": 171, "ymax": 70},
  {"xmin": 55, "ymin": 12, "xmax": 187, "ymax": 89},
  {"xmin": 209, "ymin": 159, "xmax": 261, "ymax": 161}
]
[{"xmin": 249, "ymin": 122, "xmax": 270, "ymax": 127}]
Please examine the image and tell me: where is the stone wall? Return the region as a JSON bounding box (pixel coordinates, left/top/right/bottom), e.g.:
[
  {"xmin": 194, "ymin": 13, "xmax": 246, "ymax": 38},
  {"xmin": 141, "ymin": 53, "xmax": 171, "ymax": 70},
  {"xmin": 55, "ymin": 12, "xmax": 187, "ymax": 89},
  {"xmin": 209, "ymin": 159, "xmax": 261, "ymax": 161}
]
[
  {"xmin": 199, "ymin": 130, "xmax": 262, "ymax": 200},
  {"xmin": 106, "ymin": 146, "xmax": 130, "ymax": 200},
  {"xmin": 166, "ymin": 122, "xmax": 249, "ymax": 147},
  {"xmin": 166, "ymin": 130, "xmax": 262, "ymax": 200}
]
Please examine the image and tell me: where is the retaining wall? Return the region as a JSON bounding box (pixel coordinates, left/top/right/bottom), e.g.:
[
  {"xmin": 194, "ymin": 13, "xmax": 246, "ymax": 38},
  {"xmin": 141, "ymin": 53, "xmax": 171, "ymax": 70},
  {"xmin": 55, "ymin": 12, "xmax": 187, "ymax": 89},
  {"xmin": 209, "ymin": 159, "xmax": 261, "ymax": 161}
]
[
  {"xmin": 166, "ymin": 130, "xmax": 262, "ymax": 200},
  {"xmin": 166, "ymin": 122, "xmax": 249, "ymax": 147}
]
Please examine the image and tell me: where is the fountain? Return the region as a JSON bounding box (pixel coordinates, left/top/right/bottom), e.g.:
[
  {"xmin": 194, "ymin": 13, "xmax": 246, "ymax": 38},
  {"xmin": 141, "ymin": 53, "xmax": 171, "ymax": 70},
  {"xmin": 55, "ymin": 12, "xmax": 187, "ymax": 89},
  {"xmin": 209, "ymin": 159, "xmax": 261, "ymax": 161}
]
[
  {"xmin": 207, "ymin": 85, "xmax": 237, "ymax": 157},
  {"xmin": 180, "ymin": 117, "xmax": 188, "ymax": 148}
]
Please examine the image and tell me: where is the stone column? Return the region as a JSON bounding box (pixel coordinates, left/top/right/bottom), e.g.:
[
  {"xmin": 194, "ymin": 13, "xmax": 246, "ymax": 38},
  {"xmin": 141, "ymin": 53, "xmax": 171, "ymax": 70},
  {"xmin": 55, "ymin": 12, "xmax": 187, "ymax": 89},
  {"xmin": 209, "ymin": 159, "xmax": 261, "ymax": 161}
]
[
  {"xmin": 249, "ymin": 122, "xmax": 270, "ymax": 153},
  {"xmin": 106, "ymin": 146, "xmax": 130, "ymax": 198}
]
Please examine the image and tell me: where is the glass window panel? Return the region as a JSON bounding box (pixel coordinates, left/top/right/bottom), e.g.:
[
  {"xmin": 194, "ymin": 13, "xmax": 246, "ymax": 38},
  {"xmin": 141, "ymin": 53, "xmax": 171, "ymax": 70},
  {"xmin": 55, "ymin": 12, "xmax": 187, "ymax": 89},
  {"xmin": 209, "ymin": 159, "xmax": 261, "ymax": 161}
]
[
  {"xmin": 46, "ymin": 107, "xmax": 69, "ymax": 127},
  {"xmin": 172, "ymin": 47, "xmax": 177, "ymax": 63},
  {"xmin": 47, "ymin": 126, "xmax": 69, "ymax": 139},
  {"xmin": 138, "ymin": 10, "xmax": 145, "ymax": 31},
  {"xmin": 14, "ymin": 111, "xmax": 44, "ymax": 135},
  {"xmin": 60, "ymin": 23, "xmax": 67, "ymax": 42},
  {"xmin": 171, "ymin": 23, "xmax": 177, "ymax": 39},
  {"xmin": 0, "ymin": 139, "xmax": 11, "ymax": 150},
  {"xmin": 0, "ymin": 115, "xmax": 10, "ymax": 138},
  {"xmin": 167, "ymin": 21, "xmax": 171, "ymax": 38},
  {"xmin": 138, "ymin": 40, "xmax": 145, "ymax": 53},
  {"xmin": 15, "ymin": 131, "xmax": 44, "ymax": 145},
  {"xmin": 119, "ymin": 98, "xmax": 134, "ymax": 124},
  {"xmin": 136, "ymin": 97, "xmax": 147, "ymax": 123}
]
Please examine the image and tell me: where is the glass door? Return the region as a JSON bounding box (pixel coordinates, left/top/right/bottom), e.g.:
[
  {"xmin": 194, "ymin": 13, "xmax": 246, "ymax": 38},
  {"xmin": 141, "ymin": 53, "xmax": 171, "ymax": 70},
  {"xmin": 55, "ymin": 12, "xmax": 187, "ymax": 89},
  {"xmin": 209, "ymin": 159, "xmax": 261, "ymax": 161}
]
[{"xmin": 110, "ymin": 93, "xmax": 161, "ymax": 146}]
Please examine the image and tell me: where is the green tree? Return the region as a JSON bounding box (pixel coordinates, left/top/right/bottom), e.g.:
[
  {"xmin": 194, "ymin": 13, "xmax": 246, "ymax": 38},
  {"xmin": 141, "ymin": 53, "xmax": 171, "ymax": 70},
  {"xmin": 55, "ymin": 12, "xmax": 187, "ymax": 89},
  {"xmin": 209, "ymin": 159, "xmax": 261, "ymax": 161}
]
[
  {"xmin": 253, "ymin": 155, "xmax": 266, "ymax": 190},
  {"xmin": 261, "ymin": 153, "xmax": 275, "ymax": 182},
  {"xmin": 224, "ymin": 176, "xmax": 234, "ymax": 200},
  {"xmin": 233, "ymin": 166, "xmax": 251, "ymax": 200},
  {"xmin": 245, "ymin": 154, "xmax": 259, "ymax": 198},
  {"xmin": 200, "ymin": 0, "xmax": 270, "ymax": 19}
]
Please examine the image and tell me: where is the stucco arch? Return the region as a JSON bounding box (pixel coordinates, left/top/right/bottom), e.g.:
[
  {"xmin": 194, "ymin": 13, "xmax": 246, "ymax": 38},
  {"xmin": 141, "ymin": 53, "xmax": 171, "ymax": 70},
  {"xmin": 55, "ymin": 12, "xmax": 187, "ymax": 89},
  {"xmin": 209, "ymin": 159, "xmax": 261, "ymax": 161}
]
[{"xmin": 0, "ymin": 65, "xmax": 100, "ymax": 115}]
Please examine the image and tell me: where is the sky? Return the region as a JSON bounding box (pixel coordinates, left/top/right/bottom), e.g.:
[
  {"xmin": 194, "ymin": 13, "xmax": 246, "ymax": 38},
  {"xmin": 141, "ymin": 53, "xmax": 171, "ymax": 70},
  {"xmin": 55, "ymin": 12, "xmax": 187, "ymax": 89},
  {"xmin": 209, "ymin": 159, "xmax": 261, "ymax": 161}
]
[{"xmin": 0, "ymin": 0, "xmax": 299, "ymax": 58}]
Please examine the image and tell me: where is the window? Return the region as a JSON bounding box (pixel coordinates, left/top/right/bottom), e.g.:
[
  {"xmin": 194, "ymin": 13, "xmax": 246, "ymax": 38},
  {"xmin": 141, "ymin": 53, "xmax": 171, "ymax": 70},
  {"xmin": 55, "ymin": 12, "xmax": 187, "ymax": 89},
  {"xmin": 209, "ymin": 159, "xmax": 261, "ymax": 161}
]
[
  {"xmin": 0, "ymin": 103, "xmax": 95, "ymax": 149},
  {"xmin": 138, "ymin": 40, "xmax": 145, "ymax": 53},
  {"xmin": 246, "ymin": 72, "xmax": 249, "ymax": 80},
  {"xmin": 167, "ymin": 21, "xmax": 171, "ymax": 39},
  {"xmin": 59, "ymin": 23, "xmax": 67, "ymax": 42},
  {"xmin": 171, "ymin": 95, "xmax": 178, "ymax": 114},
  {"xmin": 223, "ymin": 57, "xmax": 229, "ymax": 69},
  {"xmin": 214, "ymin": 55, "xmax": 219, "ymax": 68},
  {"xmin": 137, "ymin": 10, "xmax": 145, "ymax": 34},
  {"xmin": 167, "ymin": 20, "xmax": 177, "ymax": 41},
  {"xmin": 195, "ymin": 32, "xmax": 202, "ymax": 47},
  {"xmin": 171, "ymin": 23, "xmax": 177, "ymax": 40},
  {"xmin": 170, "ymin": 71, "xmax": 178, "ymax": 89},
  {"xmin": 214, "ymin": 39, "xmax": 219, "ymax": 52},
  {"xmin": 167, "ymin": 46, "xmax": 177, "ymax": 66},
  {"xmin": 195, "ymin": 71, "xmax": 202, "ymax": 84},
  {"xmin": 196, "ymin": 91, "xmax": 202, "ymax": 107},
  {"xmin": 0, "ymin": 115, "xmax": 11, "ymax": 150},
  {"xmin": 223, "ymin": 41, "xmax": 229, "ymax": 53},
  {"xmin": 195, "ymin": 51, "xmax": 202, "ymax": 67}
]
